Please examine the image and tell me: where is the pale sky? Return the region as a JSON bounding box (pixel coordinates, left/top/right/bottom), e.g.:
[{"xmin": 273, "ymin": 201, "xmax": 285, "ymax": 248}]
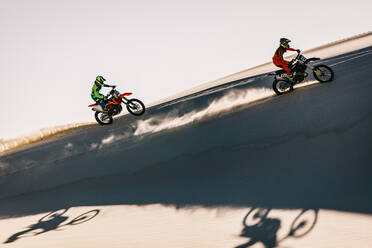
[{"xmin": 1, "ymin": 0, "xmax": 371, "ymax": 140}]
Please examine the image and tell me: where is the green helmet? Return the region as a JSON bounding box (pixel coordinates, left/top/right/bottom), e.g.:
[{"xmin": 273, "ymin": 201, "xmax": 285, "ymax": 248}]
[
  {"xmin": 95, "ymin": 75, "xmax": 106, "ymax": 86},
  {"xmin": 280, "ymin": 38, "xmax": 291, "ymax": 49}
]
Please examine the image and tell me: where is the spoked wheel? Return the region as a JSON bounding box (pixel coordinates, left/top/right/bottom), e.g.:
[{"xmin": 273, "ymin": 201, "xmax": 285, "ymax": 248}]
[
  {"xmin": 288, "ymin": 209, "xmax": 318, "ymax": 238},
  {"xmin": 126, "ymin": 98, "xmax": 145, "ymax": 116},
  {"xmin": 94, "ymin": 111, "xmax": 113, "ymax": 125},
  {"xmin": 313, "ymin": 65, "xmax": 334, "ymax": 82},
  {"xmin": 67, "ymin": 209, "xmax": 100, "ymax": 225},
  {"xmin": 273, "ymin": 79, "xmax": 294, "ymax": 96}
]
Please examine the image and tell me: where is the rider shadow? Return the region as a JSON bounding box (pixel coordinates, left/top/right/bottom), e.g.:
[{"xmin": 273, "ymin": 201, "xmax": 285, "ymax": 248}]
[
  {"xmin": 235, "ymin": 208, "xmax": 318, "ymax": 248},
  {"xmin": 4, "ymin": 208, "xmax": 100, "ymax": 244}
]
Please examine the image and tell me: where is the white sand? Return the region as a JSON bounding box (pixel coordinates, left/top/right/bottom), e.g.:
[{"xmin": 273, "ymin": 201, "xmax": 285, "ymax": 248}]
[{"xmin": 1, "ymin": 205, "xmax": 371, "ymax": 248}]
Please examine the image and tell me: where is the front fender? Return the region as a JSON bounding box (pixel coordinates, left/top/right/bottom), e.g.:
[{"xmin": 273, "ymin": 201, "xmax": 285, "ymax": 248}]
[{"xmin": 305, "ymin": 57, "xmax": 320, "ymax": 63}]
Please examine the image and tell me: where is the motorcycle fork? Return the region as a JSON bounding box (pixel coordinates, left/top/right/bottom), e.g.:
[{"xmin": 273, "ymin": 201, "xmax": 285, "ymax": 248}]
[
  {"xmin": 121, "ymin": 97, "xmax": 129, "ymax": 105},
  {"xmin": 307, "ymin": 62, "xmax": 321, "ymax": 76},
  {"xmin": 313, "ymin": 69, "xmax": 322, "ymax": 76}
]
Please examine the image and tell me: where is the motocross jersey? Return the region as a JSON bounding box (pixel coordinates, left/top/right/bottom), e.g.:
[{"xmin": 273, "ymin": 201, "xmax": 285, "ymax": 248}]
[
  {"xmin": 272, "ymin": 46, "xmax": 297, "ymax": 63},
  {"xmin": 91, "ymin": 83, "xmax": 110, "ymax": 100}
]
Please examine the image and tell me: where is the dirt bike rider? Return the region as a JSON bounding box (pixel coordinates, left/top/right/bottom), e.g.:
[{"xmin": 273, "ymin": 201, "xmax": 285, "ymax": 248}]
[
  {"xmin": 272, "ymin": 38, "xmax": 301, "ymax": 83},
  {"xmin": 91, "ymin": 76, "xmax": 116, "ymax": 113}
]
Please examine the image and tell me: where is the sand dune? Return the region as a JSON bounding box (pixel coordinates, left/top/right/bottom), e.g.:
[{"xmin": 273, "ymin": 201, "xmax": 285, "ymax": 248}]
[{"xmin": 0, "ymin": 35, "xmax": 371, "ymax": 247}]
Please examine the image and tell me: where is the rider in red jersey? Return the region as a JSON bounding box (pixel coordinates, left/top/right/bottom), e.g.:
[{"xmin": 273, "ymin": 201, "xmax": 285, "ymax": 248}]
[{"xmin": 272, "ymin": 38, "xmax": 300, "ymax": 82}]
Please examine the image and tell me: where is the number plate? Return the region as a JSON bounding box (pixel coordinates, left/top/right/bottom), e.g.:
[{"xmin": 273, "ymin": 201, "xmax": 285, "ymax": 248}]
[{"xmin": 299, "ymin": 55, "xmax": 307, "ymax": 62}]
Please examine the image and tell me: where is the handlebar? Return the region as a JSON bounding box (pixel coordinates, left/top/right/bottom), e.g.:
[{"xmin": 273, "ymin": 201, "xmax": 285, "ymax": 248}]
[
  {"xmin": 105, "ymin": 86, "xmax": 119, "ymax": 99},
  {"xmin": 291, "ymin": 51, "xmax": 302, "ymax": 62}
]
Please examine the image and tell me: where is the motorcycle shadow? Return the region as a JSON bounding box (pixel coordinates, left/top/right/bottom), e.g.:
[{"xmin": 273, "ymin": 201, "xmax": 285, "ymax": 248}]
[
  {"xmin": 236, "ymin": 208, "xmax": 318, "ymax": 248},
  {"xmin": 4, "ymin": 208, "xmax": 100, "ymax": 244}
]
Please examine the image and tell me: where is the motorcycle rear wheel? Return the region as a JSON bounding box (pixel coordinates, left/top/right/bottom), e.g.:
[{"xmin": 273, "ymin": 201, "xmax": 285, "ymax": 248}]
[
  {"xmin": 313, "ymin": 65, "xmax": 334, "ymax": 82},
  {"xmin": 126, "ymin": 98, "xmax": 145, "ymax": 116},
  {"xmin": 273, "ymin": 79, "xmax": 294, "ymax": 96},
  {"xmin": 95, "ymin": 112, "xmax": 113, "ymax": 125}
]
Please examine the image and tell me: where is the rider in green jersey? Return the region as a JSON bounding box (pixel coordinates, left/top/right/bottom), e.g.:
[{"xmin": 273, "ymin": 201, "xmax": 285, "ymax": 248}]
[{"xmin": 91, "ymin": 76, "xmax": 115, "ymax": 112}]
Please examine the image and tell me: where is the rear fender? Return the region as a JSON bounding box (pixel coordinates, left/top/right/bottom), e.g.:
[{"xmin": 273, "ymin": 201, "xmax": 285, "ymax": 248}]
[
  {"xmin": 275, "ymin": 70, "xmax": 289, "ymax": 80},
  {"xmin": 93, "ymin": 106, "xmax": 103, "ymax": 112},
  {"xmin": 276, "ymin": 75, "xmax": 289, "ymax": 81},
  {"xmin": 88, "ymin": 103, "xmax": 103, "ymax": 112},
  {"xmin": 268, "ymin": 69, "xmax": 287, "ymax": 79}
]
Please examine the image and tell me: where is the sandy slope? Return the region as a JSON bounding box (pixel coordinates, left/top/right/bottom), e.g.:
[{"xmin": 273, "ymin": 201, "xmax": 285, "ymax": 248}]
[
  {"xmin": 0, "ymin": 42, "xmax": 371, "ymax": 247},
  {"xmin": 150, "ymin": 31, "xmax": 372, "ymax": 106},
  {"xmin": 1, "ymin": 32, "xmax": 371, "ymax": 154}
]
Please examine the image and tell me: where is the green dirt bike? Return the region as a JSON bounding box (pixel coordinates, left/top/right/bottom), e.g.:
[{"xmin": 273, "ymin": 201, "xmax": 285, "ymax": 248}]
[{"xmin": 270, "ymin": 51, "xmax": 334, "ymax": 95}]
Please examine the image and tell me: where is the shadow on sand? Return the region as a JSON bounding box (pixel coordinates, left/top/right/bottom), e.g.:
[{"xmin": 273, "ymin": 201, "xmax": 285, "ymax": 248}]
[
  {"xmin": 235, "ymin": 208, "xmax": 318, "ymax": 248},
  {"xmin": 4, "ymin": 208, "xmax": 100, "ymax": 244}
]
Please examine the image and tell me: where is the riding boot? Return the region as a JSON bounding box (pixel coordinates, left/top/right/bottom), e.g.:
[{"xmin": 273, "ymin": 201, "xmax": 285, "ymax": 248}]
[
  {"xmin": 103, "ymin": 106, "xmax": 108, "ymax": 114},
  {"xmin": 288, "ymin": 74, "xmax": 295, "ymax": 84}
]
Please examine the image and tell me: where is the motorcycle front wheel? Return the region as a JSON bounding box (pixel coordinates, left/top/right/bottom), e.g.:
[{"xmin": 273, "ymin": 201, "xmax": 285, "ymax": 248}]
[
  {"xmin": 313, "ymin": 65, "xmax": 334, "ymax": 82},
  {"xmin": 95, "ymin": 112, "xmax": 113, "ymax": 125},
  {"xmin": 126, "ymin": 98, "xmax": 145, "ymax": 116},
  {"xmin": 273, "ymin": 79, "xmax": 294, "ymax": 96}
]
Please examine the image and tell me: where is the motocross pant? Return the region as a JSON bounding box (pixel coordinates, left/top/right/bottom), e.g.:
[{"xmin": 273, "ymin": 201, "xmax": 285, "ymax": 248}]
[
  {"xmin": 91, "ymin": 95, "xmax": 106, "ymax": 110},
  {"xmin": 273, "ymin": 58, "xmax": 292, "ymax": 75}
]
